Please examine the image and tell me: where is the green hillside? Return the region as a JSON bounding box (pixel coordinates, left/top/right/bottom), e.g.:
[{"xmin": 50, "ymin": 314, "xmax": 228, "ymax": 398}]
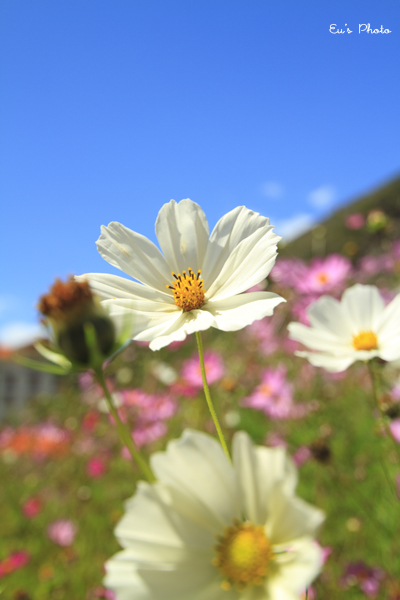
[{"xmin": 280, "ymin": 173, "xmax": 400, "ymax": 260}]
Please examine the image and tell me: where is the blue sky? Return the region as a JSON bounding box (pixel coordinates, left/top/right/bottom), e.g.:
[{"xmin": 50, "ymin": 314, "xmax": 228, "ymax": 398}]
[{"xmin": 1, "ymin": 0, "xmax": 399, "ymax": 347}]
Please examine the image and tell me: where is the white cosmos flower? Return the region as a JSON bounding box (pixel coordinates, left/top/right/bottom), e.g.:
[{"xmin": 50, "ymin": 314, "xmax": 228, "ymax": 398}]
[
  {"xmin": 105, "ymin": 429, "xmax": 325, "ymax": 600},
  {"xmin": 77, "ymin": 199, "xmax": 284, "ymax": 350},
  {"xmin": 287, "ymin": 284, "xmax": 400, "ymax": 372}
]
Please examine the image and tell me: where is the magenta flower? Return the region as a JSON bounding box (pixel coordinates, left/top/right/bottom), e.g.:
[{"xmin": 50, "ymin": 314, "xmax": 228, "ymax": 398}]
[
  {"xmin": 293, "ymin": 446, "xmax": 312, "ymax": 467},
  {"xmin": 241, "ymin": 364, "xmax": 295, "ymax": 420},
  {"xmin": 270, "ymin": 257, "xmax": 307, "ymax": 288},
  {"xmin": 181, "ymin": 350, "xmax": 225, "ymax": 388},
  {"xmin": 295, "ymin": 254, "xmax": 352, "ymax": 295},
  {"xmin": 345, "ymin": 213, "xmax": 365, "ymax": 230},
  {"xmin": 131, "ymin": 421, "xmax": 167, "ymax": 449},
  {"xmin": 47, "ymin": 519, "xmax": 77, "ymax": 547},
  {"xmin": 22, "ymin": 497, "xmax": 42, "ymax": 519},
  {"xmin": 341, "ymin": 561, "xmax": 385, "ymax": 597},
  {"xmin": 0, "ymin": 551, "xmax": 30, "ymax": 578},
  {"xmin": 86, "ymin": 456, "xmax": 107, "ymax": 479}
]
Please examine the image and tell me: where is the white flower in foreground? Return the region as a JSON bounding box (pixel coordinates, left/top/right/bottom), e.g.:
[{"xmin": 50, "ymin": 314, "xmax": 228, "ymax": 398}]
[
  {"xmin": 288, "ymin": 284, "xmax": 400, "ymax": 372},
  {"xmin": 105, "ymin": 429, "xmax": 324, "ymax": 600},
  {"xmin": 77, "ymin": 199, "xmax": 284, "ymax": 350}
]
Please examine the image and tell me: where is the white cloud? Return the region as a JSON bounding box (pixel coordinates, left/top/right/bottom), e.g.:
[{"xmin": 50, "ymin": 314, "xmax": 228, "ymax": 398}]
[
  {"xmin": 0, "ymin": 322, "xmax": 47, "ymax": 350},
  {"xmin": 308, "ymin": 185, "xmax": 336, "ymax": 209},
  {"xmin": 274, "ymin": 213, "xmax": 315, "ymax": 243},
  {"xmin": 260, "ymin": 181, "xmax": 284, "ymax": 199}
]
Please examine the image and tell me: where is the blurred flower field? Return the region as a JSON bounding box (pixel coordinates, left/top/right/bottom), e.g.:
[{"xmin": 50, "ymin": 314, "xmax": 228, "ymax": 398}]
[{"xmin": 1, "ymin": 209, "xmax": 400, "ymax": 599}]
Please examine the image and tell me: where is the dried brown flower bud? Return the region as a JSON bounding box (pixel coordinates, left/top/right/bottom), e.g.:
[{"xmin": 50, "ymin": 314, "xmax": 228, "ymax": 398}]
[{"xmin": 38, "ymin": 277, "xmax": 116, "ymax": 365}]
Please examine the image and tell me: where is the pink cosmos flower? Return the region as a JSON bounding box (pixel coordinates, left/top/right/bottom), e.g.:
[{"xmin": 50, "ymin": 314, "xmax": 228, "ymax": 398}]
[
  {"xmin": 242, "ymin": 317, "xmax": 279, "ymax": 356},
  {"xmin": 270, "ymin": 258, "xmax": 307, "ymax": 288},
  {"xmin": 241, "ymin": 364, "xmax": 295, "ymax": 419},
  {"xmin": 341, "ymin": 561, "xmax": 385, "ymax": 597},
  {"xmin": 345, "ymin": 213, "xmax": 365, "ymax": 230},
  {"xmin": 264, "ymin": 431, "xmax": 287, "ymax": 448},
  {"xmin": 181, "ymin": 351, "xmax": 225, "ymax": 388},
  {"xmin": 131, "ymin": 421, "xmax": 167, "ymax": 449},
  {"xmin": 358, "ymin": 255, "xmax": 383, "ymax": 278},
  {"xmin": 293, "ymin": 446, "xmax": 312, "ymax": 467},
  {"xmin": 0, "ymin": 551, "xmax": 30, "ymax": 578},
  {"xmin": 47, "ymin": 519, "xmax": 77, "ymax": 547},
  {"xmin": 86, "ymin": 456, "xmax": 107, "ymax": 479},
  {"xmin": 294, "ymin": 254, "xmax": 352, "ymax": 295},
  {"xmin": 22, "ymin": 497, "xmax": 42, "ymax": 519},
  {"xmin": 389, "ymin": 419, "xmax": 400, "ymax": 443},
  {"xmin": 122, "ymin": 389, "xmax": 177, "ymax": 422}
]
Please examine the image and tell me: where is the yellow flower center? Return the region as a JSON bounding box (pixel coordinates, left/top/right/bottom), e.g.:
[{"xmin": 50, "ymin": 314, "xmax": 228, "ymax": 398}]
[
  {"xmin": 167, "ymin": 269, "xmax": 205, "ymax": 312},
  {"xmin": 316, "ymin": 272, "xmax": 329, "ymax": 284},
  {"xmin": 352, "ymin": 331, "xmax": 378, "ymax": 351},
  {"xmin": 213, "ymin": 521, "xmax": 274, "ymax": 590}
]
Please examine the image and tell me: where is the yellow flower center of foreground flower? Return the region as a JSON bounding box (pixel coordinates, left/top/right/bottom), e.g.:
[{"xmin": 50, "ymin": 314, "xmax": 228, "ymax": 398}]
[
  {"xmin": 213, "ymin": 521, "xmax": 274, "ymax": 590},
  {"xmin": 352, "ymin": 330, "xmax": 378, "ymax": 351},
  {"xmin": 167, "ymin": 269, "xmax": 205, "ymax": 312}
]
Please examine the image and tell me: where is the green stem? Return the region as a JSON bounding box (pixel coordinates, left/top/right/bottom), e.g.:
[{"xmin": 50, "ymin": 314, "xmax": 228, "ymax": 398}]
[
  {"xmin": 94, "ymin": 368, "xmax": 156, "ymax": 482},
  {"xmin": 195, "ymin": 331, "xmax": 231, "ymax": 461}
]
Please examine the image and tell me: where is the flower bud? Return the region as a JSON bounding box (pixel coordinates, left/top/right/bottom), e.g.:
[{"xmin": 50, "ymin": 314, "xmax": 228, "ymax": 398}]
[{"xmin": 38, "ymin": 277, "xmax": 116, "ymax": 365}]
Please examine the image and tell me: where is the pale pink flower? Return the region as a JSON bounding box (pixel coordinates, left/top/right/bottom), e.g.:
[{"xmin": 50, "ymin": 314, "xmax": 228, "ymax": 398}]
[
  {"xmin": 270, "ymin": 257, "xmax": 307, "ymax": 288},
  {"xmin": 264, "ymin": 431, "xmax": 287, "ymax": 448},
  {"xmin": 241, "ymin": 364, "xmax": 295, "ymax": 419},
  {"xmin": 86, "ymin": 456, "xmax": 107, "ymax": 479},
  {"xmin": 122, "ymin": 389, "xmax": 177, "ymax": 422},
  {"xmin": 181, "ymin": 350, "xmax": 225, "ymax": 388},
  {"xmin": 295, "ymin": 255, "xmax": 352, "ymax": 295},
  {"xmin": 47, "ymin": 519, "xmax": 77, "ymax": 547},
  {"xmin": 293, "ymin": 446, "xmax": 312, "ymax": 467},
  {"xmin": 0, "ymin": 550, "xmax": 30, "ymax": 578},
  {"xmin": 243, "ymin": 318, "xmax": 279, "ymax": 356},
  {"xmin": 389, "ymin": 419, "xmax": 400, "ymax": 443},
  {"xmin": 22, "ymin": 497, "xmax": 42, "ymax": 519},
  {"xmin": 358, "ymin": 255, "xmax": 382, "ymax": 278},
  {"xmin": 345, "ymin": 213, "xmax": 365, "ymax": 230},
  {"xmin": 132, "ymin": 421, "xmax": 167, "ymax": 449}
]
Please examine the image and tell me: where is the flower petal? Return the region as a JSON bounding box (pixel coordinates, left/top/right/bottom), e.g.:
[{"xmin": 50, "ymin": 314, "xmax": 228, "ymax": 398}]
[
  {"xmin": 149, "ymin": 310, "xmax": 216, "ymax": 351},
  {"xmin": 287, "ymin": 322, "xmax": 351, "ymax": 353},
  {"xmin": 206, "ymin": 227, "xmax": 280, "ymax": 300},
  {"xmin": 105, "ymin": 552, "xmax": 230, "ymax": 600},
  {"xmin": 114, "ymin": 482, "xmax": 213, "ymax": 563},
  {"xmin": 269, "ymin": 538, "xmax": 323, "ymax": 595},
  {"xmin": 341, "ymin": 284, "xmax": 385, "ymax": 333},
  {"xmin": 155, "ymin": 199, "xmax": 209, "ymax": 274},
  {"xmin": 266, "ymin": 485, "xmax": 325, "ymax": 544},
  {"xmin": 306, "ymin": 295, "xmax": 353, "ymax": 339},
  {"xmin": 96, "ymin": 222, "xmax": 172, "ymax": 292},
  {"xmin": 295, "ymin": 350, "xmax": 357, "ymax": 372},
  {"xmin": 150, "ymin": 430, "xmax": 239, "ymax": 532},
  {"xmin": 202, "ymin": 206, "xmax": 273, "ymax": 288},
  {"xmin": 205, "ymin": 292, "xmax": 285, "ymax": 332},
  {"xmin": 76, "ymin": 273, "xmax": 172, "ymax": 303},
  {"xmin": 232, "ymin": 432, "xmax": 298, "ymax": 524}
]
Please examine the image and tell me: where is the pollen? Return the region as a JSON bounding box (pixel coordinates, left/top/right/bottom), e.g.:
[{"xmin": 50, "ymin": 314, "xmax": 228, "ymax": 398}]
[
  {"xmin": 213, "ymin": 521, "xmax": 274, "ymax": 590},
  {"xmin": 352, "ymin": 330, "xmax": 378, "ymax": 351},
  {"xmin": 166, "ymin": 269, "xmax": 205, "ymax": 312}
]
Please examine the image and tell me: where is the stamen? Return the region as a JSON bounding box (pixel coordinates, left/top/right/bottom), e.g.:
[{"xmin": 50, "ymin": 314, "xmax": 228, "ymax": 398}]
[
  {"xmin": 166, "ymin": 269, "xmax": 205, "ymax": 312},
  {"xmin": 352, "ymin": 331, "xmax": 378, "ymax": 351},
  {"xmin": 213, "ymin": 521, "xmax": 274, "ymax": 590}
]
